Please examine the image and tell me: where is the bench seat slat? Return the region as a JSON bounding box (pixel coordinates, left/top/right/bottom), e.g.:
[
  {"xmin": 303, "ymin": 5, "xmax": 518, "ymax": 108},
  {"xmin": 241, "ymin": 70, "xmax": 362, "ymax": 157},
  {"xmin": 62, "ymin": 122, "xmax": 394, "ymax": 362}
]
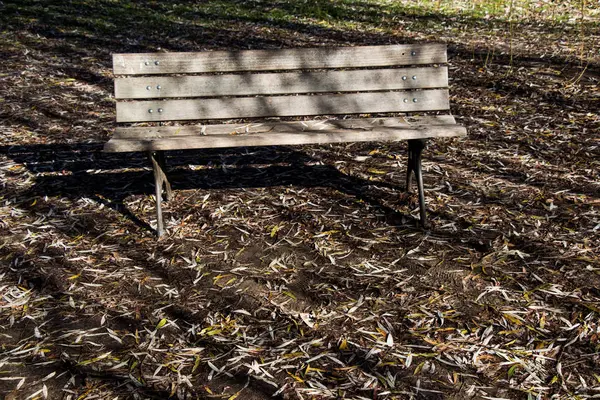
[
  {"xmin": 104, "ymin": 122, "xmax": 466, "ymax": 152},
  {"xmin": 114, "ymin": 67, "xmax": 448, "ymax": 99},
  {"xmin": 116, "ymin": 89, "xmax": 450, "ymax": 123},
  {"xmin": 113, "ymin": 44, "xmax": 447, "ymax": 75},
  {"xmin": 112, "ymin": 116, "xmax": 459, "ymax": 139}
]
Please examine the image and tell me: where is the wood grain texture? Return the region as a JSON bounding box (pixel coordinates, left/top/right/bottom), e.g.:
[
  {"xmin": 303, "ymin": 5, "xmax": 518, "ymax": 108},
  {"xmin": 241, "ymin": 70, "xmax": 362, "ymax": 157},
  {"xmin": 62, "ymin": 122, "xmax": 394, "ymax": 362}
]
[
  {"xmin": 116, "ymin": 89, "xmax": 450, "ymax": 122},
  {"xmin": 114, "ymin": 67, "xmax": 448, "ymax": 99},
  {"xmin": 104, "ymin": 124, "xmax": 466, "ymax": 152},
  {"xmin": 113, "ymin": 44, "xmax": 447, "ymax": 75},
  {"xmin": 112, "ymin": 116, "xmax": 458, "ymax": 139}
]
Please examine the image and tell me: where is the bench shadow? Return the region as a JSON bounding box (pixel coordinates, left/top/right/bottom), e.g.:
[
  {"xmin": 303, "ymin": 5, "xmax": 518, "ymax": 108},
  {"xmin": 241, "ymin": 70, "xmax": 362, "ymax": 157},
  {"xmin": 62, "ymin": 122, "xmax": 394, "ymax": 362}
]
[{"xmin": 1, "ymin": 142, "xmax": 413, "ymax": 236}]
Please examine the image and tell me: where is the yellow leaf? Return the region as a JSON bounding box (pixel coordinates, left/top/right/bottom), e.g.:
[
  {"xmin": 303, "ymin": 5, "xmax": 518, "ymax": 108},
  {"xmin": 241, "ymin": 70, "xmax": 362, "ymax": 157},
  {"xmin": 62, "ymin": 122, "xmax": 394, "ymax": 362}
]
[
  {"xmin": 225, "ymin": 277, "xmax": 237, "ymax": 285},
  {"xmin": 413, "ymin": 361, "xmax": 425, "ymax": 375},
  {"xmin": 503, "ymin": 313, "xmax": 523, "ymax": 326},
  {"xmin": 287, "ymin": 371, "xmax": 304, "ymax": 382},
  {"xmin": 282, "ymin": 291, "xmax": 296, "ymax": 300},
  {"xmin": 156, "ymin": 318, "xmax": 168, "ymax": 330},
  {"xmin": 270, "ymin": 225, "xmax": 280, "ymax": 238},
  {"xmin": 192, "ymin": 356, "xmax": 201, "ymax": 373},
  {"xmin": 228, "ymin": 390, "xmax": 243, "ymax": 400},
  {"xmin": 367, "ymin": 168, "xmax": 387, "ymax": 175},
  {"xmin": 339, "ymin": 338, "xmax": 348, "ymax": 350}
]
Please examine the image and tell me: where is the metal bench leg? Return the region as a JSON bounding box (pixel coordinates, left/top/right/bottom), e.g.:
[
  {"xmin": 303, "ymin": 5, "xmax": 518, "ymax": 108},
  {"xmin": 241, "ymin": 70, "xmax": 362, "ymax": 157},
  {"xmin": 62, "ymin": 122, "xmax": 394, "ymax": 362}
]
[
  {"xmin": 406, "ymin": 139, "xmax": 428, "ymax": 228},
  {"xmin": 149, "ymin": 151, "xmax": 171, "ymax": 237}
]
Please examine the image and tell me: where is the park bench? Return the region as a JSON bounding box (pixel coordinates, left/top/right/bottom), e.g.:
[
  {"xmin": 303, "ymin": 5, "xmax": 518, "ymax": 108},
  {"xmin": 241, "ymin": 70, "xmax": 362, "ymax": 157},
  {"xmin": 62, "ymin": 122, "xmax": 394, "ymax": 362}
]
[{"xmin": 104, "ymin": 44, "xmax": 466, "ymax": 237}]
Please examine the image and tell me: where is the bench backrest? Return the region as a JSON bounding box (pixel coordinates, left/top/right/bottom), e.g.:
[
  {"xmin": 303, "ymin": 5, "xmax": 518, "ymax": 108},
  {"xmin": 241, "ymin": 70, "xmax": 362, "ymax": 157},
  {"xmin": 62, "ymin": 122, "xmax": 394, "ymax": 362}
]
[{"xmin": 113, "ymin": 44, "xmax": 450, "ymax": 124}]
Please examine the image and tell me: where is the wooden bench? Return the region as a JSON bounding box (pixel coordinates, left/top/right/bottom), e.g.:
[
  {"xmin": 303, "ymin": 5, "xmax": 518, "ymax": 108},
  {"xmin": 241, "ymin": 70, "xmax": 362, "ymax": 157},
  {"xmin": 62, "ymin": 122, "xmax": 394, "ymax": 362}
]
[{"xmin": 104, "ymin": 44, "xmax": 466, "ymax": 237}]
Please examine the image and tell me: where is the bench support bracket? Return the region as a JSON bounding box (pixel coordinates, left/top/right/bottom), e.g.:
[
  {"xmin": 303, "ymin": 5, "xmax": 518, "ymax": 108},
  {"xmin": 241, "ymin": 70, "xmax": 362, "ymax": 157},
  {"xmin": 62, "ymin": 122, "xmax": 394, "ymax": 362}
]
[
  {"xmin": 149, "ymin": 151, "xmax": 172, "ymax": 237},
  {"xmin": 406, "ymin": 139, "xmax": 428, "ymax": 228}
]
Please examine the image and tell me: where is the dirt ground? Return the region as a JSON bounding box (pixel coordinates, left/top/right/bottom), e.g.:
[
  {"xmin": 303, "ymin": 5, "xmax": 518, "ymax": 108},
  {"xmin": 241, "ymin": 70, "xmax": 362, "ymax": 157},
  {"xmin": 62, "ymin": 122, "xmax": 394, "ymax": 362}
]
[{"xmin": 1, "ymin": 0, "xmax": 599, "ymax": 399}]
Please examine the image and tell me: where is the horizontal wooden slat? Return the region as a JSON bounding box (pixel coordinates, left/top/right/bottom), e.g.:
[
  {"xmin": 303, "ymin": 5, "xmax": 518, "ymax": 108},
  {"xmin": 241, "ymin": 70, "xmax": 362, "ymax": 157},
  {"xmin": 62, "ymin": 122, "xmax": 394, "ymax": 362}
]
[
  {"xmin": 113, "ymin": 44, "xmax": 447, "ymax": 75},
  {"xmin": 112, "ymin": 116, "xmax": 458, "ymax": 139},
  {"xmin": 114, "ymin": 67, "xmax": 448, "ymax": 99},
  {"xmin": 104, "ymin": 124, "xmax": 466, "ymax": 152},
  {"xmin": 116, "ymin": 89, "xmax": 450, "ymax": 122}
]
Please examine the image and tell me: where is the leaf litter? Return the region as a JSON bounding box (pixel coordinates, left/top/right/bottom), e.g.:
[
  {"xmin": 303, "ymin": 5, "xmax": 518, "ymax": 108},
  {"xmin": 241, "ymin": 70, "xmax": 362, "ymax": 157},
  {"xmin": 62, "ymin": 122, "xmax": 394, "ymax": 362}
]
[{"xmin": 0, "ymin": 0, "xmax": 599, "ymax": 398}]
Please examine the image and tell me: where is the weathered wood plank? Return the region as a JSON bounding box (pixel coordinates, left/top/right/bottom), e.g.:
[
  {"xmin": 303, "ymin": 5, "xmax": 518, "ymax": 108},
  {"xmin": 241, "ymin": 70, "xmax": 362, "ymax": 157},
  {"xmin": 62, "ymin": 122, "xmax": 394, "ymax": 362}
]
[
  {"xmin": 113, "ymin": 44, "xmax": 447, "ymax": 75},
  {"xmin": 112, "ymin": 116, "xmax": 458, "ymax": 139},
  {"xmin": 114, "ymin": 67, "xmax": 448, "ymax": 99},
  {"xmin": 116, "ymin": 89, "xmax": 450, "ymax": 123},
  {"xmin": 104, "ymin": 124, "xmax": 466, "ymax": 152}
]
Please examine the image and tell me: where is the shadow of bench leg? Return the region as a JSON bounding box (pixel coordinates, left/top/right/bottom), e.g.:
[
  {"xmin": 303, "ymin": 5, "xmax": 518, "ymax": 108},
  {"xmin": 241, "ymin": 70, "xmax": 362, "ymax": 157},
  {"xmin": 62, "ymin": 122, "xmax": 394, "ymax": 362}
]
[
  {"xmin": 157, "ymin": 151, "xmax": 173, "ymax": 201},
  {"xmin": 406, "ymin": 139, "xmax": 428, "ymax": 228},
  {"xmin": 149, "ymin": 151, "xmax": 171, "ymax": 237}
]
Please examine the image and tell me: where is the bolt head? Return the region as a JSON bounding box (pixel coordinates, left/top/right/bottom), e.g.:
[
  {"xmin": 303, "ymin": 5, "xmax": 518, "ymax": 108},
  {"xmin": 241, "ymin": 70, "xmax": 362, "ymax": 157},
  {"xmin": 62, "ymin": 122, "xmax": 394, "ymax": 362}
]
[
  {"xmin": 403, "ymin": 99, "xmax": 408, "ymax": 103},
  {"xmin": 155, "ymin": 61, "xmax": 160, "ymax": 65},
  {"xmin": 411, "ymin": 51, "xmax": 416, "ymax": 56},
  {"xmin": 144, "ymin": 61, "xmax": 149, "ymax": 66},
  {"xmin": 148, "ymin": 109, "xmax": 153, "ymax": 113},
  {"xmin": 412, "ymin": 75, "xmax": 417, "ymax": 80},
  {"xmin": 146, "ymin": 85, "xmax": 151, "ymax": 90},
  {"xmin": 158, "ymin": 108, "xmax": 163, "ymax": 113},
  {"xmin": 402, "ymin": 76, "xmax": 407, "ymax": 80},
  {"xmin": 413, "ymin": 98, "xmax": 418, "ymax": 102},
  {"xmin": 156, "ymin": 85, "xmax": 161, "ymax": 90}
]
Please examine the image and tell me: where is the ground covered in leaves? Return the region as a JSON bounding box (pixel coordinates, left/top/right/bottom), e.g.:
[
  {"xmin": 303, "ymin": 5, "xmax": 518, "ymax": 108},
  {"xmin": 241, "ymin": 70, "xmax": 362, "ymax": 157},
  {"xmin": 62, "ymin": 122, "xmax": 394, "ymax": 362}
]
[{"xmin": 1, "ymin": 0, "xmax": 599, "ymax": 399}]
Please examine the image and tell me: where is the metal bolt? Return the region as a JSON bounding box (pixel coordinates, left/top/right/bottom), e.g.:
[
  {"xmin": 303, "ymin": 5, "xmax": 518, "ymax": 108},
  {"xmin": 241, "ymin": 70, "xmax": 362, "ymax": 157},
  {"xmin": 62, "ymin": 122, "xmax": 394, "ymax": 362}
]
[
  {"xmin": 148, "ymin": 109, "xmax": 153, "ymax": 113},
  {"xmin": 144, "ymin": 61, "xmax": 149, "ymax": 66},
  {"xmin": 413, "ymin": 98, "xmax": 418, "ymax": 102},
  {"xmin": 155, "ymin": 61, "xmax": 160, "ymax": 65},
  {"xmin": 402, "ymin": 76, "xmax": 407, "ymax": 80},
  {"xmin": 411, "ymin": 51, "xmax": 416, "ymax": 56},
  {"xmin": 146, "ymin": 85, "xmax": 151, "ymax": 90},
  {"xmin": 403, "ymin": 98, "xmax": 408, "ymax": 103},
  {"xmin": 156, "ymin": 85, "xmax": 161, "ymax": 90},
  {"xmin": 412, "ymin": 75, "xmax": 417, "ymax": 80},
  {"xmin": 157, "ymin": 108, "xmax": 163, "ymax": 113}
]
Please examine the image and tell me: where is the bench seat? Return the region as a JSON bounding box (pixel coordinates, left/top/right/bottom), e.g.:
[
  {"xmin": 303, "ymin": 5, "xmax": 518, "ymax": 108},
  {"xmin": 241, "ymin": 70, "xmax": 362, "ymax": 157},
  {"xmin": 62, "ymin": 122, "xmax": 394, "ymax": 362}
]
[{"xmin": 104, "ymin": 116, "xmax": 465, "ymax": 152}]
